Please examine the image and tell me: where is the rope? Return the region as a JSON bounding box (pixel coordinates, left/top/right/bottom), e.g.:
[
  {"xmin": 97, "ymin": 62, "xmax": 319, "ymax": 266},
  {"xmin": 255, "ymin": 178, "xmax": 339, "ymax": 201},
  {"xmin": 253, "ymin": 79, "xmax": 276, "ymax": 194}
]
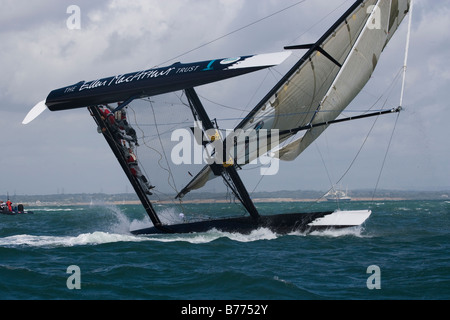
[
  {"xmin": 152, "ymin": 1, "xmax": 308, "ymax": 68},
  {"xmin": 371, "ymin": 111, "xmax": 401, "ymax": 201},
  {"xmin": 148, "ymin": 101, "xmax": 180, "ymax": 195}
]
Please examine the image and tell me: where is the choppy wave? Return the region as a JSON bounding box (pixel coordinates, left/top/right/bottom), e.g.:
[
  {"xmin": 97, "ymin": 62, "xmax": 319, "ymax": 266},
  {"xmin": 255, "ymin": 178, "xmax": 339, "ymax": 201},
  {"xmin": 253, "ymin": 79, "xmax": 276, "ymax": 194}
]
[
  {"xmin": 30, "ymin": 207, "xmax": 86, "ymax": 212},
  {"xmin": 2, "ymin": 201, "xmax": 449, "ymax": 300},
  {"xmin": 143, "ymin": 227, "xmax": 280, "ymax": 244},
  {"xmin": 0, "ymin": 228, "xmax": 278, "ymax": 248},
  {"xmin": 0, "ymin": 203, "xmax": 371, "ymax": 248},
  {"xmin": 0, "ymin": 232, "xmax": 148, "ymax": 248},
  {"xmin": 3, "ymin": 225, "xmax": 359, "ymax": 248},
  {"xmin": 308, "ymin": 226, "xmax": 368, "ymax": 238}
]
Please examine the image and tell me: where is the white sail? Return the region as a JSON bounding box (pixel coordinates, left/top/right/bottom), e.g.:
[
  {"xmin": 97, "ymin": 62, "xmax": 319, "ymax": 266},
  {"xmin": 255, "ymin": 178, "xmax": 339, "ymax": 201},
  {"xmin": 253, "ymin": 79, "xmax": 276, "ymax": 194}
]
[
  {"xmin": 177, "ymin": 0, "xmax": 411, "ymax": 198},
  {"xmin": 276, "ymin": 0, "xmax": 411, "ymax": 161}
]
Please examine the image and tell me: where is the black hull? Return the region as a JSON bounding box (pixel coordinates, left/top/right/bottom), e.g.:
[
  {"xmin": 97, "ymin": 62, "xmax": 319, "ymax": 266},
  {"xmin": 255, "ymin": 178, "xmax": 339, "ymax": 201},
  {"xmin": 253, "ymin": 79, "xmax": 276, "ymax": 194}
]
[{"xmin": 131, "ymin": 211, "xmax": 342, "ymax": 235}]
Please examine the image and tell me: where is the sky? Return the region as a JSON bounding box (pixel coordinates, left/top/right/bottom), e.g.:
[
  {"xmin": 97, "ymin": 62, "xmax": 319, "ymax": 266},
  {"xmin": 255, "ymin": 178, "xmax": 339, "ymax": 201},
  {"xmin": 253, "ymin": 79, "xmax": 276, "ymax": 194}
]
[{"xmin": 1, "ymin": 0, "xmax": 449, "ymax": 196}]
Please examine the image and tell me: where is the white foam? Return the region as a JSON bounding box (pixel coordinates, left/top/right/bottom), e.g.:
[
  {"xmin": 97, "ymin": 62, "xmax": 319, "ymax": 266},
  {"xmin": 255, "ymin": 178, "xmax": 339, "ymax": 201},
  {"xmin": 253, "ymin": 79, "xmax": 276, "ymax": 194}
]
[
  {"xmin": 32, "ymin": 207, "xmax": 85, "ymax": 212},
  {"xmin": 0, "ymin": 232, "xmax": 148, "ymax": 248},
  {"xmin": 308, "ymin": 226, "xmax": 369, "ymax": 238},
  {"xmin": 0, "ymin": 225, "xmax": 368, "ymax": 248},
  {"xmin": 136, "ymin": 227, "xmax": 279, "ymax": 244},
  {"xmin": 221, "ymin": 228, "xmax": 279, "ymax": 242}
]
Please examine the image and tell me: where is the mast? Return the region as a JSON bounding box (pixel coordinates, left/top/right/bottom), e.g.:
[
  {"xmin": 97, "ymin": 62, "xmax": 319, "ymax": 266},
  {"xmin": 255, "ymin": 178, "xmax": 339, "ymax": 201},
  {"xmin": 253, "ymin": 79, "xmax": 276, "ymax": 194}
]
[
  {"xmin": 399, "ymin": 0, "xmax": 414, "ymax": 108},
  {"xmin": 185, "ymin": 88, "xmax": 260, "ymax": 220}
]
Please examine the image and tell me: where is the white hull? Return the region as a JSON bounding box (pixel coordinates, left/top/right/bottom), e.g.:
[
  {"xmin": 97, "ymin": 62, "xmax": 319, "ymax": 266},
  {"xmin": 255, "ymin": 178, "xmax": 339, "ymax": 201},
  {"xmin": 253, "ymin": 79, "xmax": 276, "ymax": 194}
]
[
  {"xmin": 308, "ymin": 210, "xmax": 371, "ymax": 228},
  {"xmin": 326, "ymin": 197, "xmax": 352, "ymax": 202}
]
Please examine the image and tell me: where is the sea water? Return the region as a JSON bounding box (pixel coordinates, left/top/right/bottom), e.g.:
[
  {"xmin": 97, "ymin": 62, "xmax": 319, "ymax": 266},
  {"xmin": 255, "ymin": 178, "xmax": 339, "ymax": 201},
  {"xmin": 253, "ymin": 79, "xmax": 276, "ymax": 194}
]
[{"xmin": 0, "ymin": 200, "xmax": 449, "ymax": 300}]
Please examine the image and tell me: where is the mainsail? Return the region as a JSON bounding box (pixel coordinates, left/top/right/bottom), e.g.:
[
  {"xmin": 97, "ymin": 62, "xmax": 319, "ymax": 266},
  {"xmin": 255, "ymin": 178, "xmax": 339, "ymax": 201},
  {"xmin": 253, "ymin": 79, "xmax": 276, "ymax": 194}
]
[{"xmin": 177, "ymin": 0, "xmax": 411, "ymax": 197}]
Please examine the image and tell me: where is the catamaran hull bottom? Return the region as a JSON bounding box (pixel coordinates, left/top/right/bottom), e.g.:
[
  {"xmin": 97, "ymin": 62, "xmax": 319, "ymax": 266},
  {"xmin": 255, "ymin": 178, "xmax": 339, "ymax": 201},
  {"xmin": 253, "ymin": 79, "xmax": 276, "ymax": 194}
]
[{"xmin": 131, "ymin": 210, "xmax": 371, "ymax": 235}]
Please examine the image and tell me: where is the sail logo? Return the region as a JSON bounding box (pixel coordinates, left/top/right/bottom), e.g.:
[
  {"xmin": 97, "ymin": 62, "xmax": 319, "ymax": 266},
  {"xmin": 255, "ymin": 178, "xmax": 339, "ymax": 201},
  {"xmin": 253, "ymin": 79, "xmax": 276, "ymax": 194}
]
[
  {"xmin": 77, "ymin": 68, "xmax": 177, "ymax": 92},
  {"xmin": 171, "ymin": 122, "xmax": 279, "ymax": 176}
]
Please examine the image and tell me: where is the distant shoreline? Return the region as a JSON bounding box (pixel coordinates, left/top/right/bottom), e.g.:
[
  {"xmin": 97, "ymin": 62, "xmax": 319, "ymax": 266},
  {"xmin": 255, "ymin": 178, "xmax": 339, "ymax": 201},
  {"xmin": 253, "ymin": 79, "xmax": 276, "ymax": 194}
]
[
  {"xmin": 4, "ymin": 189, "xmax": 449, "ymax": 207},
  {"xmin": 24, "ymin": 197, "xmax": 410, "ymax": 207}
]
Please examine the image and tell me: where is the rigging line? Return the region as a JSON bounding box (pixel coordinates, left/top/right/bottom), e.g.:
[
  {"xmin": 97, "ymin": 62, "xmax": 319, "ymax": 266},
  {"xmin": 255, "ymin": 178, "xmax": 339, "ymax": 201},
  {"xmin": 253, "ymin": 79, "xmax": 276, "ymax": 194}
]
[
  {"xmin": 127, "ymin": 105, "xmax": 162, "ymax": 185},
  {"xmin": 307, "ymin": 111, "xmax": 383, "ymax": 207},
  {"xmin": 250, "ymin": 154, "xmax": 278, "ymax": 195},
  {"xmin": 315, "ymin": 143, "xmax": 339, "ymax": 207},
  {"xmin": 248, "ymin": 111, "xmax": 398, "ymax": 198},
  {"xmin": 251, "ymin": 168, "xmax": 266, "ymax": 195},
  {"xmin": 130, "ymin": 101, "xmax": 177, "ymax": 194},
  {"xmin": 287, "ymin": 0, "xmax": 352, "ymax": 47},
  {"xmin": 134, "ymin": 104, "xmax": 405, "ymax": 128},
  {"xmin": 372, "ymin": 1, "xmax": 413, "ymax": 201},
  {"xmin": 338, "ymin": 67, "xmax": 404, "ymax": 120},
  {"xmin": 153, "ymin": 0, "xmax": 308, "ymax": 68},
  {"xmin": 213, "ymin": 61, "xmax": 402, "ymax": 127},
  {"xmin": 138, "ymin": 97, "xmax": 186, "ymax": 108},
  {"xmin": 197, "ymin": 94, "xmax": 250, "ymax": 112},
  {"xmin": 196, "ymin": 69, "xmax": 275, "ymax": 119},
  {"xmin": 148, "ymin": 101, "xmax": 180, "ymax": 195},
  {"xmin": 372, "ymin": 112, "xmax": 401, "ymax": 202},
  {"xmin": 131, "ymin": 108, "xmax": 392, "ymax": 128},
  {"xmin": 234, "ymin": 69, "xmax": 274, "ymax": 128},
  {"xmin": 315, "ymin": 95, "xmax": 396, "ymax": 205},
  {"xmin": 323, "ymin": 130, "xmax": 337, "ymax": 185},
  {"xmin": 222, "ymin": 175, "xmax": 246, "ymax": 215}
]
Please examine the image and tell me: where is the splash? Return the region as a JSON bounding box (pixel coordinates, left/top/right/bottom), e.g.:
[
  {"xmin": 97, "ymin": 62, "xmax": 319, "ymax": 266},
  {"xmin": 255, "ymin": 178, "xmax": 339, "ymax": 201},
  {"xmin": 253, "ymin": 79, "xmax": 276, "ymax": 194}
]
[
  {"xmin": 101, "ymin": 204, "xmax": 135, "ymax": 234},
  {"xmin": 0, "ymin": 226, "xmax": 367, "ymax": 248},
  {"xmin": 0, "ymin": 232, "xmax": 147, "ymax": 248},
  {"xmin": 88, "ymin": 202, "xmax": 151, "ymax": 234},
  {"xmin": 144, "ymin": 227, "xmax": 280, "ymax": 244},
  {"xmin": 0, "ymin": 201, "xmax": 369, "ymax": 248},
  {"xmin": 307, "ymin": 226, "xmax": 368, "ymax": 238}
]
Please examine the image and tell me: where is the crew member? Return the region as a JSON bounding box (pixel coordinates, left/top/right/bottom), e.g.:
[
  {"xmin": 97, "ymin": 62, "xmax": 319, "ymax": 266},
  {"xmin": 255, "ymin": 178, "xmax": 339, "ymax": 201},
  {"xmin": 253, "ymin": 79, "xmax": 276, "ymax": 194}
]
[
  {"xmin": 126, "ymin": 148, "xmax": 155, "ymax": 195},
  {"xmin": 6, "ymin": 199, "xmax": 12, "ymax": 212}
]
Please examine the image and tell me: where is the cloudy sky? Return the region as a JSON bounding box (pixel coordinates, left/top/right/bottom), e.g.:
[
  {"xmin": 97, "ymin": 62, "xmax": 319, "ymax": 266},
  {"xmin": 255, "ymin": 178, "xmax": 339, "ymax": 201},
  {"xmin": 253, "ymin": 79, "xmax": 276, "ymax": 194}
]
[{"xmin": 1, "ymin": 0, "xmax": 449, "ymax": 196}]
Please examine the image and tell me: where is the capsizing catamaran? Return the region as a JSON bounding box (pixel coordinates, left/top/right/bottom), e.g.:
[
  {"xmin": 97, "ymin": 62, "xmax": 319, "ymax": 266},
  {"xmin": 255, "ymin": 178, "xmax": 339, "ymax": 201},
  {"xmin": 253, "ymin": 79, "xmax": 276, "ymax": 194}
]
[{"xmin": 24, "ymin": 0, "xmax": 412, "ymax": 235}]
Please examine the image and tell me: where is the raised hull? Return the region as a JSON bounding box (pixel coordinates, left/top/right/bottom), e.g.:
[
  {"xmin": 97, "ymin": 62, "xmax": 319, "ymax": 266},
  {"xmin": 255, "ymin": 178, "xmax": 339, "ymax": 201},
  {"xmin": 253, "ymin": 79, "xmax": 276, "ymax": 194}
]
[{"xmin": 131, "ymin": 210, "xmax": 371, "ymax": 235}]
